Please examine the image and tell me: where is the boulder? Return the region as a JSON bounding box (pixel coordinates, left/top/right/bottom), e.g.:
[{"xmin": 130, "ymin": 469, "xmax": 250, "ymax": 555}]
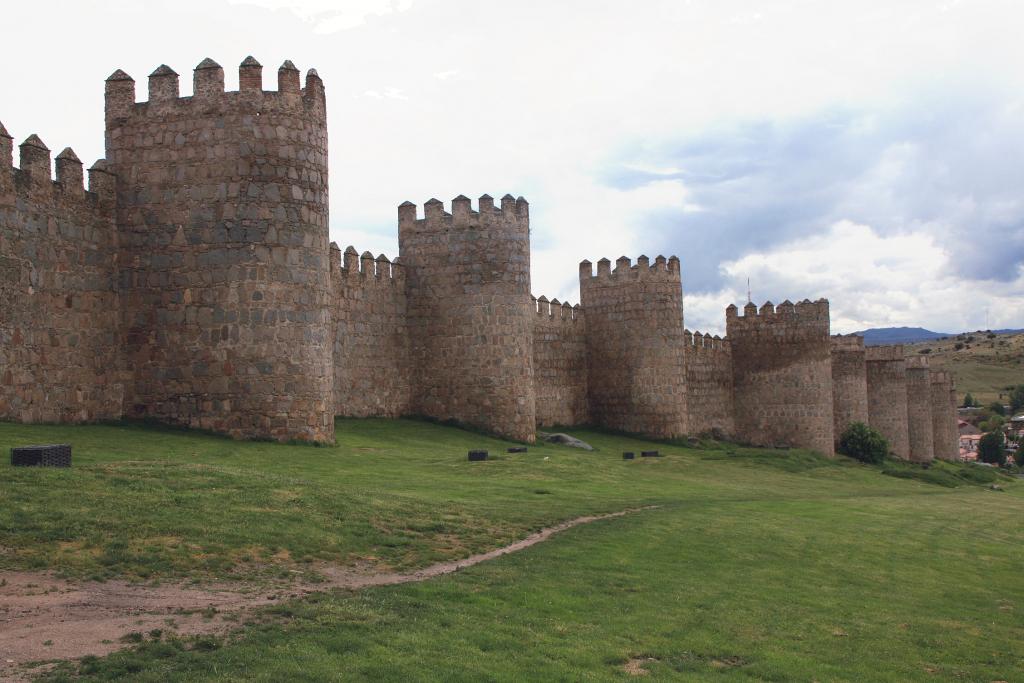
[{"xmin": 538, "ymin": 432, "xmax": 594, "ymax": 451}]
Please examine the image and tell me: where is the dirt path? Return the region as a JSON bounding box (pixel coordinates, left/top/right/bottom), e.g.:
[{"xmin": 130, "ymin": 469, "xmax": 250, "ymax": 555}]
[{"xmin": 0, "ymin": 508, "xmax": 649, "ymax": 681}]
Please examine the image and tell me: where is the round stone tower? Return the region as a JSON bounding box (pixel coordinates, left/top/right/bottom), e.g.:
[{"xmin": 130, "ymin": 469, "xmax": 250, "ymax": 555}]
[
  {"xmin": 830, "ymin": 333, "xmax": 869, "ymax": 441},
  {"xmin": 104, "ymin": 58, "xmax": 333, "ymax": 442},
  {"xmin": 865, "ymin": 345, "xmax": 910, "ymax": 459},
  {"xmin": 397, "ymin": 195, "xmax": 535, "ymax": 442},
  {"xmin": 904, "ymin": 356, "xmax": 935, "ymax": 462},
  {"xmin": 726, "ymin": 299, "xmax": 835, "ymax": 455}
]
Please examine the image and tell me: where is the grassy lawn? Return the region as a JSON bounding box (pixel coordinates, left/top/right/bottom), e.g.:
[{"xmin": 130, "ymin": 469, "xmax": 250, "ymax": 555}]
[{"xmin": 2, "ymin": 418, "xmax": 1022, "ymax": 681}]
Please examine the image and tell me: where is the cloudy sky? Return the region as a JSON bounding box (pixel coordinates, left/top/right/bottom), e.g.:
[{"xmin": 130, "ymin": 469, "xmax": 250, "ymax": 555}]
[{"xmin": 2, "ymin": 0, "xmax": 1022, "ymax": 334}]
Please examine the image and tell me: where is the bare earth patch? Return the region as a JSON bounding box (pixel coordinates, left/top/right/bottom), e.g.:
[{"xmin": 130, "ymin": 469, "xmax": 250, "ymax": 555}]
[
  {"xmin": 623, "ymin": 656, "xmax": 658, "ymax": 676},
  {"xmin": 0, "ymin": 508, "xmax": 650, "ymax": 681}
]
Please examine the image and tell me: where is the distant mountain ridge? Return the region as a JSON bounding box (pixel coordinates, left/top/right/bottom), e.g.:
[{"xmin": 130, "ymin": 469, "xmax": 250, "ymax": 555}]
[{"xmin": 853, "ymin": 326, "xmax": 1024, "ymax": 346}]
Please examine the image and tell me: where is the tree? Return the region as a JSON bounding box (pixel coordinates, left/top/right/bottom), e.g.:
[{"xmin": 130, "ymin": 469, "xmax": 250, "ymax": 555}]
[
  {"xmin": 989, "ymin": 401, "xmax": 1006, "ymax": 416},
  {"xmin": 978, "ymin": 431, "xmax": 1006, "ymax": 466},
  {"xmin": 980, "ymin": 415, "xmax": 1005, "ymax": 433},
  {"xmin": 838, "ymin": 422, "xmax": 889, "ymax": 464},
  {"xmin": 1010, "ymin": 385, "xmax": 1024, "ymax": 414},
  {"xmin": 963, "ymin": 393, "xmax": 976, "ymax": 408}
]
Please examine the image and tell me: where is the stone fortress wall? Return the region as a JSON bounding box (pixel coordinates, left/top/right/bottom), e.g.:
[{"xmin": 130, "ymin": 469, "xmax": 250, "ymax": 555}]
[
  {"xmin": 579, "ymin": 255, "xmax": 688, "ymax": 439},
  {"xmin": 105, "ymin": 58, "xmax": 334, "ymax": 442},
  {"xmin": 865, "ymin": 345, "xmax": 911, "ymax": 459},
  {"xmin": 726, "ymin": 300, "xmax": 835, "ymax": 456},
  {"xmin": 0, "ymin": 56, "xmax": 960, "ymax": 457},
  {"xmin": 683, "ymin": 330, "xmax": 735, "ymax": 438},
  {"xmin": 329, "ymin": 244, "xmax": 412, "ymax": 419},
  {"xmin": 904, "ymin": 356, "xmax": 935, "ymax": 463},
  {"xmin": 0, "ymin": 128, "xmax": 125, "ymax": 423},
  {"xmin": 830, "ymin": 334, "xmax": 869, "ymax": 440},
  {"xmin": 532, "ymin": 295, "xmax": 589, "ymax": 428}
]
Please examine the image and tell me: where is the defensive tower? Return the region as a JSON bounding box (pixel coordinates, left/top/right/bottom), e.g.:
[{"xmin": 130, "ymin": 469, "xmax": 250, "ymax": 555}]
[
  {"xmin": 929, "ymin": 370, "xmax": 958, "ymax": 461},
  {"xmin": 904, "ymin": 356, "xmax": 935, "ymax": 462},
  {"xmin": 104, "ymin": 58, "xmax": 333, "ymax": 442},
  {"xmin": 726, "ymin": 300, "xmax": 834, "ymax": 455},
  {"xmin": 830, "ymin": 334, "xmax": 869, "ymax": 441},
  {"xmin": 864, "ymin": 345, "xmax": 910, "ymax": 459},
  {"xmin": 579, "ymin": 255, "xmax": 687, "ymax": 438},
  {"xmin": 398, "ymin": 195, "xmax": 535, "ymax": 442}
]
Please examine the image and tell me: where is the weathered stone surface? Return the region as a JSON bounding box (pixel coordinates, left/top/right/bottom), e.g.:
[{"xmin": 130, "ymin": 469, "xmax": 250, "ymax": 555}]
[
  {"xmin": 398, "ymin": 195, "xmax": 536, "ymax": 443},
  {"xmin": 727, "ymin": 300, "xmax": 835, "ymax": 456},
  {"xmin": 831, "ymin": 333, "xmax": 869, "ymax": 440},
  {"xmin": 684, "ymin": 330, "xmax": 734, "ymax": 438},
  {"xmin": 930, "ymin": 370, "xmax": 958, "ymax": 461},
  {"xmin": 865, "ymin": 345, "xmax": 910, "ymax": 459},
  {"xmin": 905, "ymin": 356, "xmax": 935, "ymax": 462},
  {"xmin": 579, "ymin": 255, "xmax": 688, "ymax": 439},
  {"xmin": 539, "ymin": 432, "xmax": 594, "ymax": 450},
  {"xmin": 532, "ymin": 297, "xmax": 588, "ymax": 428},
  {"xmin": 102, "ymin": 61, "xmax": 333, "ymax": 443}
]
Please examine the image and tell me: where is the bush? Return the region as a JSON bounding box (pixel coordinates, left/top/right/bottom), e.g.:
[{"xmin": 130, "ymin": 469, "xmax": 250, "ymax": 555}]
[
  {"xmin": 838, "ymin": 422, "xmax": 889, "ymax": 464},
  {"xmin": 978, "ymin": 431, "xmax": 1006, "ymax": 466},
  {"xmin": 989, "ymin": 402, "xmax": 1006, "ymax": 416},
  {"xmin": 1010, "ymin": 385, "xmax": 1024, "ymax": 414},
  {"xmin": 954, "ymin": 342, "xmax": 965, "ymax": 351}
]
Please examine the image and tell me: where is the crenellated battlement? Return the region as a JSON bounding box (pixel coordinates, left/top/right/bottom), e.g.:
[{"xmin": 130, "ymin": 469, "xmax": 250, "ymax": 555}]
[
  {"xmin": 532, "ymin": 295, "xmax": 583, "ymax": 323},
  {"xmin": 104, "ymin": 57, "xmax": 326, "ymax": 123},
  {"xmin": 330, "ymin": 243, "xmax": 404, "ymax": 285},
  {"xmin": 684, "ymin": 329, "xmax": 730, "ymax": 352},
  {"xmin": 865, "ymin": 345, "xmax": 904, "ymax": 362},
  {"xmin": 0, "ymin": 125, "xmax": 115, "ymax": 218},
  {"xmin": 904, "ymin": 355, "xmax": 930, "ymax": 370},
  {"xmin": 726, "ymin": 298, "xmax": 830, "ymax": 325},
  {"xmin": 397, "ymin": 194, "xmax": 529, "ymax": 237},
  {"xmin": 578, "ymin": 254, "xmax": 680, "ymax": 283},
  {"xmin": 830, "ymin": 333, "xmax": 865, "ymax": 351}
]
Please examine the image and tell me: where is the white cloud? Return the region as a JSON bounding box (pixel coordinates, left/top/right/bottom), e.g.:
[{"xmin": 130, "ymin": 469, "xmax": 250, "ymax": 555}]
[
  {"xmin": 228, "ymin": 0, "xmax": 415, "ymax": 32},
  {"xmin": 684, "ymin": 221, "xmax": 1024, "ymax": 335}
]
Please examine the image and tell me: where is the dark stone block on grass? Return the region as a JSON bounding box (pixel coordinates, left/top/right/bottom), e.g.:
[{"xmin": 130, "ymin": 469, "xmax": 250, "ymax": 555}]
[
  {"xmin": 11, "ymin": 444, "xmax": 72, "ymax": 467},
  {"xmin": 641, "ymin": 450, "xmax": 660, "ymax": 458},
  {"xmin": 468, "ymin": 450, "xmax": 488, "ymax": 461},
  {"xmin": 507, "ymin": 447, "xmax": 527, "ymax": 453},
  {"xmin": 622, "ymin": 451, "xmax": 635, "ymax": 460}
]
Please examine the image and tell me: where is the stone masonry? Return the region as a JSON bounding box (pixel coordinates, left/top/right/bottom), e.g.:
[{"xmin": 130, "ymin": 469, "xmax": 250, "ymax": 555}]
[
  {"xmin": 0, "ymin": 56, "xmax": 961, "ymax": 453},
  {"xmin": 727, "ymin": 300, "xmax": 835, "ymax": 455},
  {"xmin": 830, "ymin": 334, "xmax": 869, "ymax": 440},
  {"xmin": 579, "ymin": 256, "xmax": 688, "ymax": 439},
  {"xmin": 930, "ymin": 370, "xmax": 958, "ymax": 461},
  {"xmin": 865, "ymin": 345, "xmax": 910, "ymax": 459},
  {"xmin": 904, "ymin": 356, "xmax": 935, "ymax": 463},
  {"xmin": 683, "ymin": 330, "xmax": 735, "ymax": 438}
]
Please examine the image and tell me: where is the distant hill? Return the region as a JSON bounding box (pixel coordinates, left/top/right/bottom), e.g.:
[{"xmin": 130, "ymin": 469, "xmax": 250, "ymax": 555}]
[
  {"xmin": 854, "ymin": 327, "xmax": 953, "ymax": 346},
  {"xmin": 854, "ymin": 327, "xmax": 1024, "ymax": 346},
  {"xmin": 902, "ymin": 331, "xmax": 1024, "ymax": 405}
]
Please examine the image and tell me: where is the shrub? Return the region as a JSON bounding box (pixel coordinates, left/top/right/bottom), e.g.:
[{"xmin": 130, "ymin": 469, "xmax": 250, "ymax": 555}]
[
  {"xmin": 919, "ymin": 348, "xmax": 932, "ymax": 354},
  {"xmin": 954, "ymin": 342, "xmax": 965, "ymax": 351},
  {"xmin": 838, "ymin": 422, "xmax": 889, "ymax": 464},
  {"xmin": 1010, "ymin": 385, "xmax": 1024, "ymax": 413},
  {"xmin": 978, "ymin": 431, "xmax": 1006, "ymax": 466},
  {"xmin": 963, "ymin": 393, "xmax": 976, "ymax": 408},
  {"xmin": 989, "ymin": 402, "xmax": 1006, "ymax": 416}
]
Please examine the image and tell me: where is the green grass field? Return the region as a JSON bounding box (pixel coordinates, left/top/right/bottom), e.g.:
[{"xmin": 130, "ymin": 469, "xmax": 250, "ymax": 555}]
[{"xmin": 2, "ymin": 419, "xmax": 1022, "ymax": 681}]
